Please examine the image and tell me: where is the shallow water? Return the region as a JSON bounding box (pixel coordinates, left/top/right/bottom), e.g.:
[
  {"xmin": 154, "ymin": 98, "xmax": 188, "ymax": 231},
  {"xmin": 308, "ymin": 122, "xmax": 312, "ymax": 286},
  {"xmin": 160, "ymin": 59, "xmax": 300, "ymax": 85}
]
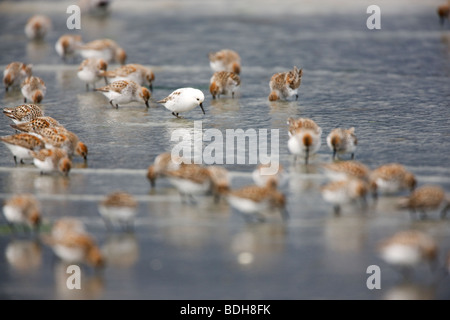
[{"xmin": 0, "ymin": 0, "xmax": 450, "ymax": 300}]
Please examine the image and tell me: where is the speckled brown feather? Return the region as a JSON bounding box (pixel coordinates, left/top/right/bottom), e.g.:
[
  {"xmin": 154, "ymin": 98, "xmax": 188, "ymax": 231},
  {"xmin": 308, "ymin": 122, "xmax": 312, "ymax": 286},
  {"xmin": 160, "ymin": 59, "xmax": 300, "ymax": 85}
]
[
  {"xmin": 101, "ymin": 191, "xmax": 138, "ymax": 208},
  {"xmin": 323, "ymin": 160, "xmax": 371, "ymax": 180},
  {"xmin": 21, "ymin": 76, "xmax": 45, "ymax": 90},
  {"xmin": 29, "ymin": 147, "xmax": 68, "ymax": 162},
  {"xmin": 95, "ymin": 79, "xmax": 136, "ymax": 94},
  {"xmin": 165, "ymin": 164, "xmax": 211, "ymax": 184},
  {"xmin": 327, "ymin": 128, "xmax": 357, "ymax": 150},
  {"xmin": 287, "ymin": 117, "xmax": 321, "ymax": 135},
  {"xmin": 3, "ymin": 104, "xmax": 44, "ymax": 123},
  {"xmin": 209, "ymin": 49, "xmax": 241, "ymax": 74},
  {"xmin": 209, "ymin": 71, "xmax": 240, "ymax": 97},
  {"xmin": 11, "ymin": 116, "xmax": 60, "ymax": 133},
  {"xmin": 0, "ymin": 133, "xmax": 45, "ymax": 150},
  {"xmin": 370, "ymin": 163, "xmax": 415, "ymax": 190},
  {"xmin": 406, "ymin": 185, "xmax": 445, "ymax": 210}
]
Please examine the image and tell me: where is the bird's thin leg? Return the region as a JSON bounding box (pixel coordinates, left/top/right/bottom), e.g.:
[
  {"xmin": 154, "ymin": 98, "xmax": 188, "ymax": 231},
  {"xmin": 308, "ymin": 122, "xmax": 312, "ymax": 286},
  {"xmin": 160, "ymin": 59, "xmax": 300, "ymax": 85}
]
[
  {"xmin": 409, "ymin": 208, "xmax": 417, "ymax": 220},
  {"xmin": 102, "ymin": 217, "xmax": 113, "ymax": 232},
  {"xmin": 188, "ymin": 194, "xmax": 197, "ymax": 205},
  {"xmin": 419, "ymin": 210, "xmax": 427, "ymax": 220},
  {"xmin": 333, "ymin": 205, "xmax": 341, "ymax": 216},
  {"xmin": 440, "ymin": 203, "xmax": 450, "ymax": 219}
]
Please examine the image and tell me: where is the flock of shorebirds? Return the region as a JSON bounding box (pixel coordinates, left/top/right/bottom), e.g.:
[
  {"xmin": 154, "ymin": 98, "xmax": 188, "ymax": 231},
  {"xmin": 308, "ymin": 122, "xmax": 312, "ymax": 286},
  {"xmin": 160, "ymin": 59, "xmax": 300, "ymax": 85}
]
[{"xmin": 1, "ymin": 1, "xmax": 450, "ymax": 282}]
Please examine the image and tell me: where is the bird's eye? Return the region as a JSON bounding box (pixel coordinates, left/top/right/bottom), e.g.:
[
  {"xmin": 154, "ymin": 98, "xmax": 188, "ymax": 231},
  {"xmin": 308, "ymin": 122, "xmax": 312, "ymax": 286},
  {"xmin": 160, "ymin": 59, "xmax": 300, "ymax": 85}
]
[{"xmin": 196, "ymin": 98, "xmax": 200, "ymax": 101}]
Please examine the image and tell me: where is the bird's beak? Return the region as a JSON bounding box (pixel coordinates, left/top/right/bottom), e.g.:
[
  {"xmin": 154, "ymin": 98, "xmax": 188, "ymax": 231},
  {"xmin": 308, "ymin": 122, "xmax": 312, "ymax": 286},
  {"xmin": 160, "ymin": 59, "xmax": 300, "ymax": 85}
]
[
  {"xmin": 145, "ymin": 100, "xmax": 149, "ymax": 108},
  {"xmin": 199, "ymin": 102, "xmax": 205, "ymax": 115}
]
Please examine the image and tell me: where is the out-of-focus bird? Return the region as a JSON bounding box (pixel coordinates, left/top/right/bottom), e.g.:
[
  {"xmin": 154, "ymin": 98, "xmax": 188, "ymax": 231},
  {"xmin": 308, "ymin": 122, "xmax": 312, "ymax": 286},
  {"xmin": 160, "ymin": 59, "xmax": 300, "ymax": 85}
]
[
  {"xmin": 397, "ymin": 185, "xmax": 450, "ymax": 220},
  {"xmin": 208, "ymin": 49, "xmax": 241, "ymax": 74},
  {"xmin": 55, "ymin": 34, "xmax": 83, "ymax": 61},
  {"xmin": 21, "ymin": 76, "xmax": 46, "ymax": 103},
  {"xmin": 2, "ymin": 193, "xmax": 41, "ymax": 232},
  {"xmin": 3, "ymin": 62, "xmax": 33, "ymax": 92},
  {"xmin": 326, "ymin": 127, "xmax": 357, "ymax": 160},
  {"xmin": 437, "ymin": 2, "xmax": 450, "ymax": 26},
  {"xmin": 377, "ymin": 230, "xmax": 438, "ymax": 276},
  {"xmin": 24, "ymin": 15, "xmax": 52, "ymax": 40}
]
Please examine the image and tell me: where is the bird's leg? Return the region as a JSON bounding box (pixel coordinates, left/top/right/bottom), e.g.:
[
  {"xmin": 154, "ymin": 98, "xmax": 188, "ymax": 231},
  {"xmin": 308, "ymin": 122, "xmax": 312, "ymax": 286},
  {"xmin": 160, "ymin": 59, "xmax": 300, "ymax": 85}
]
[
  {"xmin": 280, "ymin": 208, "xmax": 290, "ymax": 221},
  {"xmin": 333, "ymin": 205, "xmax": 341, "ymax": 216},
  {"xmin": 102, "ymin": 217, "xmax": 113, "ymax": 232},
  {"xmin": 372, "ymin": 189, "xmax": 379, "ymax": 201},
  {"xmin": 7, "ymin": 221, "xmax": 16, "ymax": 234},
  {"xmin": 292, "ymin": 155, "xmax": 297, "ymax": 165},
  {"xmin": 13, "ymin": 156, "xmax": 17, "ymax": 165},
  {"xmin": 125, "ymin": 221, "xmax": 135, "ymax": 233},
  {"xmin": 109, "ymin": 100, "xmax": 114, "ymax": 107},
  {"xmin": 295, "ymin": 94, "xmax": 299, "ymax": 101},
  {"xmin": 86, "ymin": 83, "xmax": 89, "ymax": 91},
  {"xmin": 179, "ymin": 192, "xmax": 187, "ymax": 204},
  {"xmin": 23, "ymin": 97, "xmax": 27, "ymax": 103},
  {"xmin": 188, "ymin": 194, "xmax": 197, "ymax": 205},
  {"xmin": 409, "ymin": 208, "xmax": 417, "ymax": 221},
  {"xmin": 419, "ymin": 210, "xmax": 428, "ymax": 220},
  {"xmin": 351, "ymin": 153, "xmax": 355, "ymax": 160},
  {"xmin": 441, "ymin": 203, "xmax": 450, "ymax": 219}
]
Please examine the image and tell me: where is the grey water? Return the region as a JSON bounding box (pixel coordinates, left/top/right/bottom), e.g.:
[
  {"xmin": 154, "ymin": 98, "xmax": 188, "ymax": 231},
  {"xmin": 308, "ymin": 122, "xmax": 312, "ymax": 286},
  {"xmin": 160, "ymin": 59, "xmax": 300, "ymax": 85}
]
[{"xmin": 0, "ymin": 0, "xmax": 449, "ymax": 300}]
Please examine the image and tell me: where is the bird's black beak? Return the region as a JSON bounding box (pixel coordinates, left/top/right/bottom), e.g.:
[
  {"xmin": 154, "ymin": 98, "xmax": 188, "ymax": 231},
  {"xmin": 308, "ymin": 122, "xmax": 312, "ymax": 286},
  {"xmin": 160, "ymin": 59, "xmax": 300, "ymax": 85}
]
[
  {"xmin": 200, "ymin": 102, "xmax": 205, "ymax": 115},
  {"xmin": 145, "ymin": 100, "xmax": 149, "ymax": 108}
]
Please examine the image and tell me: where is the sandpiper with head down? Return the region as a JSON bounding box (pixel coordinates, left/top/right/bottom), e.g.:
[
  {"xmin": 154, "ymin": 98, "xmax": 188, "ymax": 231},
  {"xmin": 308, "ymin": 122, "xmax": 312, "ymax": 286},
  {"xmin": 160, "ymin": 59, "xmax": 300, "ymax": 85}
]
[{"xmin": 157, "ymin": 87, "xmax": 205, "ymax": 118}]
